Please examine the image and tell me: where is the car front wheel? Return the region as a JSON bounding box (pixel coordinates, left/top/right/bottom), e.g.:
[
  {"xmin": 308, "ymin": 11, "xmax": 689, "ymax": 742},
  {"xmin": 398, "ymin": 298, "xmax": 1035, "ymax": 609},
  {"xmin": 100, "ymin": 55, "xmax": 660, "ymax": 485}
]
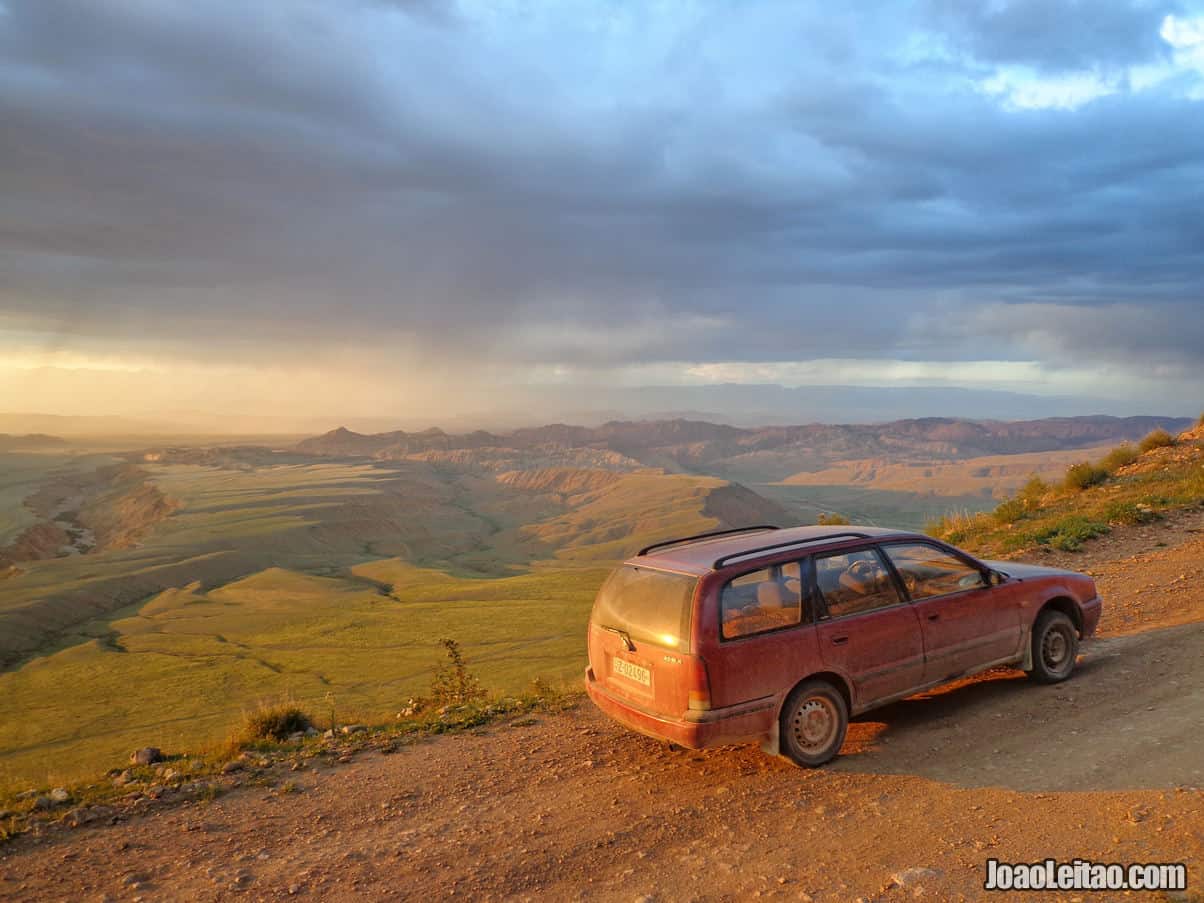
[
  {"xmin": 1027, "ymin": 610, "xmax": 1079, "ymax": 683},
  {"xmin": 780, "ymin": 679, "xmax": 848, "ymax": 767}
]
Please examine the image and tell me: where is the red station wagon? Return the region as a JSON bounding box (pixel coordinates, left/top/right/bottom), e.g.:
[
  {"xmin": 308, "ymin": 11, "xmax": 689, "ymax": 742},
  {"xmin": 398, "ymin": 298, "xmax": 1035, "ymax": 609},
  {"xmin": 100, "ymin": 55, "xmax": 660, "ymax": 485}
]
[{"xmin": 585, "ymin": 525, "xmax": 1102, "ymax": 766}]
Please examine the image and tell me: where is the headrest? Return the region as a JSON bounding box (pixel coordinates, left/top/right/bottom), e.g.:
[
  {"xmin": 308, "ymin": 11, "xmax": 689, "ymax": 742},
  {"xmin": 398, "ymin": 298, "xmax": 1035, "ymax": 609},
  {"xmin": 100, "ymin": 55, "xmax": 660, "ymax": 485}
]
[{"xmin": 757, "ymin": 581, "xmax": 790, "ymax": 609}]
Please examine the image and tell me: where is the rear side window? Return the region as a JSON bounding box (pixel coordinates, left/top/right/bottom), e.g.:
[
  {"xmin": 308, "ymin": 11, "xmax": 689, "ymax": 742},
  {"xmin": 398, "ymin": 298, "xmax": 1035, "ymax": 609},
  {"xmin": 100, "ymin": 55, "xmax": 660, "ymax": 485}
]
[
  {"xmin": 814, "ymin": 548, "xmax": 901, "ymax": 618},
  {"xmin": 720, "ymin": 562, "xmax": 804, "ymax": 640},
  {"xmin": 592, "ymin": 566, "xmax": 697, "ymax": 651}
]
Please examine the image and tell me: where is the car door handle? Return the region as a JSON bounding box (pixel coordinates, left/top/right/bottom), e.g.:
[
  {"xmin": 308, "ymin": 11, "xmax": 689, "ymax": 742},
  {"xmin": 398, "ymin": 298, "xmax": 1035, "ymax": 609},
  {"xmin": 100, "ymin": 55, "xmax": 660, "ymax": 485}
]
[
  {"xmin": 926, "ymin": 613, "xmax": 940, "ymax": 621},
  {"xmin": 831, "ymin": 635, "xmax": 849, "ymax": 646}
]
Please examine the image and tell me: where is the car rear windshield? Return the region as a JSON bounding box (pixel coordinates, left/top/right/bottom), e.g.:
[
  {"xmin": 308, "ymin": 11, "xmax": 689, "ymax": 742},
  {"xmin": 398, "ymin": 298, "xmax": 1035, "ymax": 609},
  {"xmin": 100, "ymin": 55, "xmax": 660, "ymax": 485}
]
[{"xmin": 592, "ymin": 565, "xmax": 697, "ymax": 652}]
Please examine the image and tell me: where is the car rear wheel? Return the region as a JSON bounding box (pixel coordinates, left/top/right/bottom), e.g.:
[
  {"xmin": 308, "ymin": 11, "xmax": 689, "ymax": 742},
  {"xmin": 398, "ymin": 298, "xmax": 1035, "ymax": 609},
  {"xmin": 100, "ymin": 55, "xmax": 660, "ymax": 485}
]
[
  {"xmin": 780, "ymin": 679, "xmax": 848, "ymax": 767},
  {"xmin": 1027, "ymin": 610, "xmax": 1079, "ymax": 683}
]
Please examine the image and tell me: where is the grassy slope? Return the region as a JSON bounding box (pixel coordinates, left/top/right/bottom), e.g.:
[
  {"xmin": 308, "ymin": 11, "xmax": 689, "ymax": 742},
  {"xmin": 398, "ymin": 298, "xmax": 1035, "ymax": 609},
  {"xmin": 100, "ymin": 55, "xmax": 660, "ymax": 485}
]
[
  {"xmin": 929, "ymin": 429, "xmax": 1204, "ymax": 557},
  {"xmin": 0, "ymin": 563, "xmax": 609, "ymax": 789},
  {"xmin": 0, "ymin": 459, "xmax": 558, "ymax": 665},
  {"xmin": 0, "ymin": 462, "xmax": 737, "ymax": 789}
]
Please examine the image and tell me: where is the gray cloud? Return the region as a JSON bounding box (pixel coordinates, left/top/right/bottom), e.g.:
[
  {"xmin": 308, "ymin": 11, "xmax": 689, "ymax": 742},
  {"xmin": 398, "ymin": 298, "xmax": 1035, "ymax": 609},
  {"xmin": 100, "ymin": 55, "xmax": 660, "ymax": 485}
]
[
  {"xmin": 926, "ymin": 0, "xmax": 1180, "ymax": 72},
  {"xmin": 0, "ymin": 0, "xmax": 1202, "ymax": 402}
]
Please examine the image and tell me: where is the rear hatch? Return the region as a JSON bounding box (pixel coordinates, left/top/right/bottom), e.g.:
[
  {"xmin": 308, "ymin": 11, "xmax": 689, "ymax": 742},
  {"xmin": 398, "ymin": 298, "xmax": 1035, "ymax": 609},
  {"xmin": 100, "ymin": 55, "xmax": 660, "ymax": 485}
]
[{"xmin": 588, "ymin": 564, "xmax": 704, "ymax": 718}]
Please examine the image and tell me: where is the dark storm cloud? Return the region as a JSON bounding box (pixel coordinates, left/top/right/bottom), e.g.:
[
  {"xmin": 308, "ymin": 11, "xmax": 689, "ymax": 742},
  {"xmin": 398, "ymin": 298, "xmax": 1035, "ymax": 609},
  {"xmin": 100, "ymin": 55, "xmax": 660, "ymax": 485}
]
[{"xmin": 1, "ymin": 0, "xmax": 1202, "ymax": 380}]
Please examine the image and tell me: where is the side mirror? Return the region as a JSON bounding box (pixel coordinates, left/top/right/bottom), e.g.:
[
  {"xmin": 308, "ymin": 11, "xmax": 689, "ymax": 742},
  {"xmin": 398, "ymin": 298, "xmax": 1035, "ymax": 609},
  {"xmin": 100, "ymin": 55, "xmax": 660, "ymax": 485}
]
[{"xmin": 986, "ymin": 569, "xmax": 1005, "ymax": 586}]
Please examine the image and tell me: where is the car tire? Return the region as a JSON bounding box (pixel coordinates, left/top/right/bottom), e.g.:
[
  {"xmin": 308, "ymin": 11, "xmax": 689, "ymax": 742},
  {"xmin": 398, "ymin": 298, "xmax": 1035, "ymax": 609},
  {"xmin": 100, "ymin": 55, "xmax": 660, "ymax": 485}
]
[
  {"xmin": 1027, "ymin": 610, "xmax": 1079, "ymax": 684},
  {"xmin": 780, "ymin": 679, "xmax": 848, "ymax": 767}
]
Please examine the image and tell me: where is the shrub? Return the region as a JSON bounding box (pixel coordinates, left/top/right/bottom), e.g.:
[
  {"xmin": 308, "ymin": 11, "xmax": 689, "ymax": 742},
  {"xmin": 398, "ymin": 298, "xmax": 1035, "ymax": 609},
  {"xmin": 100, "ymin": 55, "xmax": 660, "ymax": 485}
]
[
  {"xmin": 1018, "ymin": 475, "xmax": 1049, "ymax": 505},
  {"xmin": 242, "ymin": 703, "xmax": 313, "ymax": 742},
  {"xmin": 994, "ymin": 475, "xmax": 1052, "ymax": 524},
  {"xmin": 1063, "ymin": 462, "xmax": 1108, "ymax": 492},
  {"xmin": 992, "ymin": 497, "xmax": 1028, "ymax": 525},
  {"xmin": 1138, "ymin": 428, "xmax": 1176, "ymax": 453},
  {"xmin": 1101, "ymin": 500, "xmax": 1161, "ymax": 526},
  {"xmin": 816, "ymin": 512, "xmax": 850, "ymax": 526},
  {"xmin": 926, "ymin": 509, "xmax": 990, "ymax": 544},
  {"xmin": 430, "ymin": 638, "xmax": 485, "ymax": 706},
  {"xmin": 1099, "ymin": 443, "xmax": 1138, "ymax": 473}
]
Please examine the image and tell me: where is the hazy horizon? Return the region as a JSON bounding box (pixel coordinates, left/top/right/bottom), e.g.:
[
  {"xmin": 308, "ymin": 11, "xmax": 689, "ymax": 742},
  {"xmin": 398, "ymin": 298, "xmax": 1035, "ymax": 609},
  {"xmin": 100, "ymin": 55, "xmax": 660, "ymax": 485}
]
[{"xmin": 3, "ymin": 2, "xmax": 1203, "ymax": 424}]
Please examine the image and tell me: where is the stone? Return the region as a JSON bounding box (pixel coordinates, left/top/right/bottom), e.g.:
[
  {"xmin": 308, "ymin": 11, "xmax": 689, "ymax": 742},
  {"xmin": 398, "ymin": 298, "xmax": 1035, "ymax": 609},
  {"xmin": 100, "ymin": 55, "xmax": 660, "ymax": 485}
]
[
  {"xmin": 340, "ymin": 724, "xmax": 366, "ymax": 735},
  {"xmin": 221, "ymin": 760, "xmax": 243, "ymax": 774},
  {"xmin": 892, "ymin": 868, "xmax": 943, "ymax": 888},
  {"xmin": 49, "ymin": 788, "xmax": 71, "ymax": 804},
  {"xmin": 130, "ymin": 747, "xmax": 163, "ymax": 766},
  {"xmin": 64, "ymin": 807, "xmax": 95, "ymax": 828}
]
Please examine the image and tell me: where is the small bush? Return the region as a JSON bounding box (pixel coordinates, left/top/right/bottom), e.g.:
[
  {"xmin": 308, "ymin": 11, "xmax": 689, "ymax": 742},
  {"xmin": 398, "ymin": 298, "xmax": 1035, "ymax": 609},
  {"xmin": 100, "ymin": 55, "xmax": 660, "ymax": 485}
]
[
  {"xmin": 1064, "ymin": 462, "xmax": 1108, "ymax": 492},
  {"xmin": 992, "ymin": 497, "xmax": 1028, "ymax": 525},
  {"xmin": 1138, "ymin": 428, "xmax": 1176, "ymax": 453},
  {"xmin": 925, "ymin": 509, "xmax": 990, "ymax": 544},
  {"xmin": 1018, "ymin": 475, "xmax": 1049, "ymax": 504},
  {"xmin": 1099, "ymin": 443, "xmax": 1138, "ymax": 473},
  {"xmin": 242, "ymin": 703, "xmax": 313, "ymax": 742},
  {"xmin": 430, "ymin": 638, "xmax": 486, "ymax": 706},
  {"xmin": 816, "ymin": 512, "xmax": 850, "ymax": 526},
  {"xmin": 1101, "ymin": 500, "xmax": 1161, "ymax": 526}
]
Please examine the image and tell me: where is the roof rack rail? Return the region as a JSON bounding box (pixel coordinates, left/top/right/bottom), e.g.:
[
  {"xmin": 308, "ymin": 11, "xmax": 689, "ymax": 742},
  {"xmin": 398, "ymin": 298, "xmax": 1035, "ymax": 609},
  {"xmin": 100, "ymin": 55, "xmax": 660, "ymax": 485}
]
[
  {"xmin": 637, "ymin": 525, "xmax": 779, "ymax": 557},
  {"xmin": 712, "ymin": 531, "xmax": 871, "ymax": 569}
]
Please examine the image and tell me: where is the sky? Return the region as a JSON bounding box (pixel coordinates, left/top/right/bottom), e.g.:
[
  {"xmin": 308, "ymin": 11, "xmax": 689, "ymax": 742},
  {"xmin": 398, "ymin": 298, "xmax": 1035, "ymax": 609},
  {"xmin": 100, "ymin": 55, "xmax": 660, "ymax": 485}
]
[{"xmin": 1, "ymin": 0, "xmax": 1202, "ymax": 430}]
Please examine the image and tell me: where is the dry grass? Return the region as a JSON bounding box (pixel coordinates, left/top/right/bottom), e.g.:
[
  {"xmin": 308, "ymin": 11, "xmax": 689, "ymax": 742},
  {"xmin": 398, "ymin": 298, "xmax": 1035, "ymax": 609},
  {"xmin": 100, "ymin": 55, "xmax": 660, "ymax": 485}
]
[{"xmin": 1138, "ymin": 428, "xmax": 1176, "ymax": 453}]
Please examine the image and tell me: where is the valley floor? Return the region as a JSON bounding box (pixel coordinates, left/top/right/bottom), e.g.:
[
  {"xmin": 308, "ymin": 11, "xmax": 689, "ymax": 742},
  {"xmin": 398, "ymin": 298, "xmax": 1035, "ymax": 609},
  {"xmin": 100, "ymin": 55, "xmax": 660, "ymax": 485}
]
[{"xmin": 2, "ymin": 512, "xmax": 1203, "ymax": 902}]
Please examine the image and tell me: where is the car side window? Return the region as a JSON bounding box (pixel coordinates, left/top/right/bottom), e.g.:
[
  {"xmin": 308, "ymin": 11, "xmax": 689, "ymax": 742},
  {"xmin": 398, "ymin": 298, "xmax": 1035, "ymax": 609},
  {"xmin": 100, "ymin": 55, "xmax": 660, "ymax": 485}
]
[
  {"xmin": 814, "ymin": 548, "xmax": 901, "ymax": 618},
  {"xmin": 881, "ymin": 542, "xmax": 985, "ymax": 599},
  {"xmin": 720, "ymin": 563, "xmax": 804, "ymax": 640}
]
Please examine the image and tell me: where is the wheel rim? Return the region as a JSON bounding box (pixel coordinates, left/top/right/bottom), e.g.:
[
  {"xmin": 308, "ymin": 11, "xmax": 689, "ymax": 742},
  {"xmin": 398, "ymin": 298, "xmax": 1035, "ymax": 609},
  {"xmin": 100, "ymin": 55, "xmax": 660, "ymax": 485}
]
[
  {"xmin": 790, "ymin": 696, "xmax": 838, "ymax": 752},
  {"xmin": 1042, "ymin": 627, "xmax": 1070, "ymax": 671}
]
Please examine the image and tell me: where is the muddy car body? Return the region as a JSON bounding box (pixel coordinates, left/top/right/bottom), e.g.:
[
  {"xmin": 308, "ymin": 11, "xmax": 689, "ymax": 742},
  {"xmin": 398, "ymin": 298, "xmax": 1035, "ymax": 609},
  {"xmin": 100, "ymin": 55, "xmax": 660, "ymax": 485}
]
[{"xmin": 585, "ymin": 525, "xmax": 1102, "ymax": 766}]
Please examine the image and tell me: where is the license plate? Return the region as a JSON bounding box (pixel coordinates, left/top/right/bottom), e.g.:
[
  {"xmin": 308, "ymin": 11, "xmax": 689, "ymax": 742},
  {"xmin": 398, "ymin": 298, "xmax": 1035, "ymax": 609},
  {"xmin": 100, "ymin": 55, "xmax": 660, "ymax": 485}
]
[{"xmin": 612, "ymin": 657, "xmax": 651, "ymax": 687}]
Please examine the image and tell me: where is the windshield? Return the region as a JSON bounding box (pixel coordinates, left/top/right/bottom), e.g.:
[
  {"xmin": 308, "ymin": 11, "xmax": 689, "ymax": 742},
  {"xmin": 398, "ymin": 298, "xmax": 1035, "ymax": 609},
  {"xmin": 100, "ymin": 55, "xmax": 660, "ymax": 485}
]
[{"xmin": 591, "ymin": 565, "xmax": 697, "ymax": 652}]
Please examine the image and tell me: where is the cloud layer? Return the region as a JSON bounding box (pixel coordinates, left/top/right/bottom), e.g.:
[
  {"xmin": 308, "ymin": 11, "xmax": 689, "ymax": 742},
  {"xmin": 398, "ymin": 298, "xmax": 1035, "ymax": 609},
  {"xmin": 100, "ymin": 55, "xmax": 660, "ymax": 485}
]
[{"xmin": 1, "ymin": 0, "xmax": 1202, "ymax": 420}]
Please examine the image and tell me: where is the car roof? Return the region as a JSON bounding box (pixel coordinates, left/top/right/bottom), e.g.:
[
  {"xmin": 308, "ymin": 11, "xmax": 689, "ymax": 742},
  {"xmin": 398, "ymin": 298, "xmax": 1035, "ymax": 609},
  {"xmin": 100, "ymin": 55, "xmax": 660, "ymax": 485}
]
[{"xmin": 627, "ymin": 524, "xmax": 922, "ymax": 576}]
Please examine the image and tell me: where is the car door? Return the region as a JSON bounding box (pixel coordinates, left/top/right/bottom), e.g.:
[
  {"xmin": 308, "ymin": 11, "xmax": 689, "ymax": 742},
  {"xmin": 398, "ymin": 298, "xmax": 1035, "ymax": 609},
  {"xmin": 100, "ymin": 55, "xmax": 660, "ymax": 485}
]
[
  {"xmin": 812, "ymin": 546, "xmax": 925, "ymax": 708},
  {"xmin": 880, "ymin": 541, "xmax": 1023, "ymax": 682}
]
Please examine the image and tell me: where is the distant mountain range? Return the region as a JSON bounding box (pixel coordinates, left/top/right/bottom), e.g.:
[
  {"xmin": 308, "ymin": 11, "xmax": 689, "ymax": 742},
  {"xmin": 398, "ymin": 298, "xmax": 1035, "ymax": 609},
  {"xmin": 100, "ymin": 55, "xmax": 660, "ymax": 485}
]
[{"xmin": 296, "ymin": 415, "xmax": 1193, "ymax": 484}]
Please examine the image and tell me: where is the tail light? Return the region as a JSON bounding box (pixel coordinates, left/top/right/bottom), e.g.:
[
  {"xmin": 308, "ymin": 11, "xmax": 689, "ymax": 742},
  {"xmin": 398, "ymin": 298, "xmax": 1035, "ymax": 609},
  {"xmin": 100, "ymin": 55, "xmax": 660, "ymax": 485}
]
[{"xmin": 687, "ymin": 655, "xmax": 711, "ymax": 712}]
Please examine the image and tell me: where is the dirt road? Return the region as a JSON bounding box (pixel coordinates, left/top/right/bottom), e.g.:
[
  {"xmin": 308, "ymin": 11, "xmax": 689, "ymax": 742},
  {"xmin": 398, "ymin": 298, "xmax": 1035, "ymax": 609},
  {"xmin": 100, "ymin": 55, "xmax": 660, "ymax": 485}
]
[{"xmin": 3, "ymin": 516, "xmax": 1203, "ymax": 901}]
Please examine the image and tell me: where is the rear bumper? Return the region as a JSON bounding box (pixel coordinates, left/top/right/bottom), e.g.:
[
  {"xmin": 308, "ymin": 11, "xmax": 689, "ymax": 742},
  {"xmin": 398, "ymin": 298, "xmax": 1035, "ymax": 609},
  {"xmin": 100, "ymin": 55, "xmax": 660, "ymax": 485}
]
[
  {"xmin": 1080, "ymin": 595, "xmax": 1103, "ymax": 637},
  {"xmin": 584, "ymin": 668, "xmax": 774, "ymax": 749}
]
